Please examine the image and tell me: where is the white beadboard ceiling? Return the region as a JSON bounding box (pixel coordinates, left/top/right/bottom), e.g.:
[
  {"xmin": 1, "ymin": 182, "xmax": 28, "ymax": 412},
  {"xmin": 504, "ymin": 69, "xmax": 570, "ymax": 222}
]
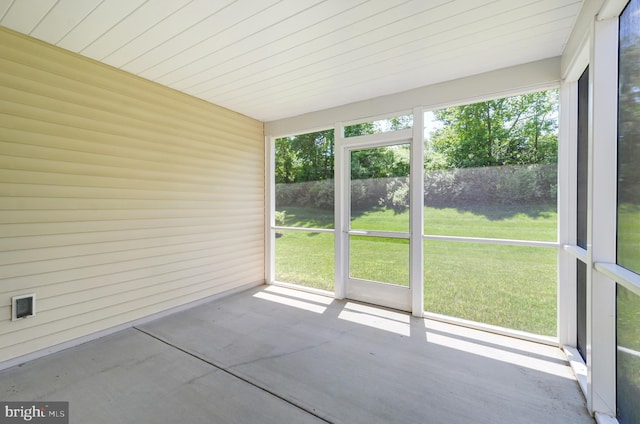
[{"xmin": 1, "ymin": 0, "xmax": 583, "ymax": 122}]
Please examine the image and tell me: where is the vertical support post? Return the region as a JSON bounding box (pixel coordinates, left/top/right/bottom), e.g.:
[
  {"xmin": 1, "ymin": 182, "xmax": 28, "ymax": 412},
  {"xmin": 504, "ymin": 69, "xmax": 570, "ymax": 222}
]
[
  {"xmin": 587, "ymin": 15, "xmax": 618, "ymax": 416},
  {"xmin": 265, "ymin": 136, "xmax": 275, "ymax": 284},
  {"xmin": 334, "ymin": 123, "xmax": 347, "ymax": 299},
  {"xmin": 558, "ymin": 81, "xmax": 578, "ymax": 347},
  {"xmin": 411, "ymin": 107, "xmax": 425, "ymax": 317}
]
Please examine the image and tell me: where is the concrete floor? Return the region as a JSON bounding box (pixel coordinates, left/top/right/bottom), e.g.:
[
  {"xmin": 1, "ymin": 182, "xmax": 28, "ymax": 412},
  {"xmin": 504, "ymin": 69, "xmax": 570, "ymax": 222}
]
[{"xmin": 0, "ymin": 285, "xmax": 594, "ymax": 424}]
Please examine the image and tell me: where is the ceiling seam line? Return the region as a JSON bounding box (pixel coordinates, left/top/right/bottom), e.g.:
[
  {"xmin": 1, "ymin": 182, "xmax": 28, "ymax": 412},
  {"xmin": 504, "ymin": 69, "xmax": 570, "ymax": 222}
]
[
  {"xmin": 134, "ymin": 0, "xmax": 288, "ymax": 76},
  {"xmin": 147, "ymin": 0, "xmax": 330, "ymax": 83},
  {"xmin": 54, "ymin": 0, "xmax": 105, "ymax": 45}
]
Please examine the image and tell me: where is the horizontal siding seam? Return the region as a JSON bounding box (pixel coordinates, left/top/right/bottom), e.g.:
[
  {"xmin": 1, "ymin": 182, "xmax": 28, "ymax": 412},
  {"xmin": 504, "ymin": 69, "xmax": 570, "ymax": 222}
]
[
  {"xmin": 0, "ymin": 138, "xmax": 263, "ymax": 176},
  {"xmin": 0, "ymin": 233, "xmax": 264, "ymax": 271},
  {"xmin": 0, "ymin": 181, "xmax": 265, "ymax": 199},
  {"xmin": 0, "ymin": 227, "xmax": 259, "ymax": 256},
  {"xmin": 0, "ymin": 273, "xmax": 265, "ymax": 344},
  {"xmin": 0, "ymin": 88, "xmax": 262, "ymax": 151},
  {"xmin": 0, "ymin": 215, "xmax": 265, "ymax": 237},
  {"xmin": 0, "ymin": 130, "xmax": 262, "ymax": 172},
  {"xmin": 0, "ymin": 209, "xmax": 265, "ymax": 225},
  {"xmin": 0, "ymin": 225, "xmax": 263, "ymax": 257},
  {"xmin": 2, "ymin": 115, "xmax": 262, "ymax": 163},
  {"xmin": 0, "ymin": 239, "xmax": 265, "ymax": 284},
  {"xmin": 1, "ymin": 66, "xmax": 263, "ymax": 140},
  {"xmin": 0, "ymin": 244, "xmax": 265, "ymax": 296},
  {"xmin": 0, "ymin": 106, "xmax": 262, "ymax": 158},
  {"xmin": 1, "ymin": 255, "xmax": 265, "ymax": 321}
]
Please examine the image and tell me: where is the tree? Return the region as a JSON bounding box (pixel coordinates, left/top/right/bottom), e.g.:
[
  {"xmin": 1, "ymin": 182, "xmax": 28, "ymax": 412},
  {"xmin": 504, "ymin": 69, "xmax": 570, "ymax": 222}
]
[
  {"xmin": 618, "ymin": 24, "xmax": 640, "ymax": 204},
  {"xmin": 427, "ymin": 90, "xmax": 558, "ymax": 169},
  {"xmin": 275, "ymin": 130, "xmax": 333, "ymax": 183},
  {"xmin": 275, "ymin": 120, "xmax": 411, "ymax": 184},
  {"xmin": 351, "ymin": 146, "xmax": 409, "ymax": 180}
]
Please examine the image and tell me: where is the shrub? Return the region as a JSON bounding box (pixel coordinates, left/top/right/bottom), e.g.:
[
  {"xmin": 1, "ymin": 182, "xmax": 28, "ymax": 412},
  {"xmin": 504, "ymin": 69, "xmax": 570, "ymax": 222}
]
[
  {"xmin": 274, "ymin": 210, "xmax": 287, "ymax": 226},
  {"xmin": 275, "ymin": 182, "xmax": 305, "ymax": 207},
  {"xmin": 497, "ymin": 166, "xmax": 541, "ymax": 203},
  {"xmin": 309, "ymin": 179, "xmax": 334, "ymax": 210},
  {"xmin": 496, "ymin": 164, "xmax": 557, "ymax": 204},
  {"xmin": 383, "ymin": 178, "xmax": 410, "ymax": 212},
  {"xmin": 425, "ymin": 164, "xmax": 557, "ymax": 206},
  {"xmin": 276, "ymin": 164, "xmax": 558, "ymax": 211},
  {"xmin": 424, "ymin": 169, "xmax": 463, "ymax": 206}
]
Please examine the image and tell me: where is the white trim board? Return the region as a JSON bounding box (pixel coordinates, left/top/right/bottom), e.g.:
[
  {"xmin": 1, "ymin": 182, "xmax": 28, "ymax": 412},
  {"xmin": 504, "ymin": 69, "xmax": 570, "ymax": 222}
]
[{"xmin": 265, "ymin": 57, "xmax": 561, "ymax": 138}]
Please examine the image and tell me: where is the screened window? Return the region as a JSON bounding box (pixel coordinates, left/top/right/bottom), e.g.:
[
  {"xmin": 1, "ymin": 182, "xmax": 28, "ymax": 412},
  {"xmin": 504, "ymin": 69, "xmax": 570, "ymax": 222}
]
[
  {"xmin": 274, "ymin": 130, "xmax": 335, "ymax": 291},
  {"xmin": 576, "ymin": 66, "xmax": 589, "ymax": 360},
  {"xmin": 577, "ymin": 67, "xmax": 589, "ymax": 250},
  {"xmin": 577, "ymin": 260, "xmax": 587, "ymax": 360},
  {"xmin": 423, "ymin": 90, "xmax": 559, "ymax": 336},
  {"xmin": 617, "ymin": 1, "xmax": 640, "ymax": 422},
  {"xmin": 617, "ymin": 284, "xmax": 640, "ymax": 424},
  {"xmin": 617, "ymin": 0, "xmax": 640, "ymax": 274}
]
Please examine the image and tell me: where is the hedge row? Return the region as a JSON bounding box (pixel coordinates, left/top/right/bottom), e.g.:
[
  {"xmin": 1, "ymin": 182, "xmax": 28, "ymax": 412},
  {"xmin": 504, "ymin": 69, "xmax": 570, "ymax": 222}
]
[{"xmin": 275, "ymin": 164, "xmax": 558, "ymax": 210}]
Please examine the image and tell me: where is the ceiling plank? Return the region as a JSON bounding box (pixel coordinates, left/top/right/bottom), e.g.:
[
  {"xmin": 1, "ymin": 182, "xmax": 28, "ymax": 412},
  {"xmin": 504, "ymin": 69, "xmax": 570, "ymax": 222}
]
[
  {"xmin": 102, "ymin": 0, "xmax": 236, "ymax": 68},
  {"xmin": 192, "ymin": 0, "xmax": 515, "ymax": 101},
  {"xmin": 30, "ymin": 0, "xmax": 102, "ymax": 44},
  {"xmin": 121, "ymin": 0, "xmax": 287, "ymax": 75},
  {"xmin": 0, "ymin": 0, "xmax": 14, "ymax": 22},
  {"xmin": 57, "ymin": 0, "xmax": 147, "ymax": 52},
  {"xmin": 137, "ymin": 0, "xmax": 326, "ymax": 80},
  {"xmin": 156, "ymin": 0, "xmax": 373, "ymax": 88},
  {"xmin": 81, "ymin": 0, "xmax": 192, "ymax": 61},
  {"xmin": 1, "ymin": 0, "xmax": 56, "ymax": 34},
  {"xmin": 203, "ymin": 1, "xmax": 579, "ymax": 114}
]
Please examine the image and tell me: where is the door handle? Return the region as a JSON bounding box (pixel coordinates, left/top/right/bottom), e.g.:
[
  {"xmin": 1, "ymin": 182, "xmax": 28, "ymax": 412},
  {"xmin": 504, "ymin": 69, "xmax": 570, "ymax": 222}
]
[{"xmin": 348, "ymin": 230, "xmax": 369, "ymax": 236}]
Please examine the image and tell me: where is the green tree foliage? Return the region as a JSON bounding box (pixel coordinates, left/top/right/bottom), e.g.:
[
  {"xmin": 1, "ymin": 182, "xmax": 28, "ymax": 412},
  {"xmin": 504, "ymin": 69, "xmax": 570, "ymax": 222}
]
[
  {"xmin": 618, "ymin": 8, "xmax": 640, "ymax": 204},
  {"xmin": 350, "ymin": 146, "xmax": 410, "ymax": 180},
  {"xmin": 427, "ymin": 90, "xmax": 558, "ymax": 169},
  {"xmin": 275, "ymin": 120, "xmax": 412, "ymax": 184},
  {"xmin": 275, "ymin": 130, "xmax": 334, "ymax": 183}
]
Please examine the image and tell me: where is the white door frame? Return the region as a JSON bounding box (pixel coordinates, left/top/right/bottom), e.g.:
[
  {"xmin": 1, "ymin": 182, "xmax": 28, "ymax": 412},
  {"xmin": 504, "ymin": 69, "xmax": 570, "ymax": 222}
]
[{"xmin": 334, "ymin": 108, "xmax": 424, "ymax": 316}]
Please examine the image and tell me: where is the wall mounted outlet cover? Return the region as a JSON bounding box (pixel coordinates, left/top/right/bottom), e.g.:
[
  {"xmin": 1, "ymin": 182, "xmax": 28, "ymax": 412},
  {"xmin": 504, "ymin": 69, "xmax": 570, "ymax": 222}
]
[{"xmin": 12, "ymin": 294, "xmax": 36, "ymax": 321}]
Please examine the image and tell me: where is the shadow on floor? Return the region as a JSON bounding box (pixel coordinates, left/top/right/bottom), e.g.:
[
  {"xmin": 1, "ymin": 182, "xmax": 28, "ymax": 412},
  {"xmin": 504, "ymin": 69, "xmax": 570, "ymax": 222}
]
[{"xmin": 0, "ymin": 285, "xmax": 594, "ymax": 424}]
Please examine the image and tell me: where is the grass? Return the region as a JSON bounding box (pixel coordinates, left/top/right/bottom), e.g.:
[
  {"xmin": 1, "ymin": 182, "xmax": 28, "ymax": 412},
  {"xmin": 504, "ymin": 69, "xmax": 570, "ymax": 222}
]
[
  {"xmin": 351, "ymin": 236, "xmax": 410, "ymax": 285},
  {"xmin": 279, "ymin": 202, "xmax": 557, "ymax": 241},
  {"xmin": 275, "ymin": 230, "xmax": 334, "ymax": 291},
  {"xmin": 275, "ymin": 203, "xmax": 558, "ymax": 336},
  {"xmin": 618, "ymin": 203, "xmax": 640, "ymax": 274},
  {"xmin": 424, "ymin": 241, "xmax": 556, "ymax": 335},
  {"xmin": 424, "ymin": 202, "xmax": 556, "ymax": 241},
  {"xmin": 617, "ymin": 285, "xmax": 640, "ymax": 423},
  {"xmin": 615, "ymin": 204, "xmax": 640, "ymax": 424}
]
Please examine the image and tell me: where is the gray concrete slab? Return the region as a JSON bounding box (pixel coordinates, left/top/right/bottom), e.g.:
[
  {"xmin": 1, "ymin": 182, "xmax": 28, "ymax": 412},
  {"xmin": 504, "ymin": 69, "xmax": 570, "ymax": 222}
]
[
  {"xmin": 0, "ymin": 328, "xmax": 324, "ymax": 423},
  {"xmin": 0, "ymin": 285, "xmax": 595, "ymax": 424},
  {"xmin": 139, "ymin": 285, "xmax": 595, "ymax": 424}
]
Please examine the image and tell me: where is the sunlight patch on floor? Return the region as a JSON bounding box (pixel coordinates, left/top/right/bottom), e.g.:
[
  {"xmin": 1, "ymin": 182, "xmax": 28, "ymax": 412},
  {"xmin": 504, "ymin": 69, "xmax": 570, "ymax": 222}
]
[
  {"xmin": 253, "ymin": 288, "xmax": 329, "ymax": 314},
  {"xmin": 423, "ymin": 322, "xmax": 574, "ymax": 380},
  {"xmin": 338, "ymin": 302, "xmax": 410, "ymax": 336}
]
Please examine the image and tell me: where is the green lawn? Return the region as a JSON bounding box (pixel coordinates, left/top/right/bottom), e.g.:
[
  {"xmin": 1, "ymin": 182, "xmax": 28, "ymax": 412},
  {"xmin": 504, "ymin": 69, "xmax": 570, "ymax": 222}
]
[
  {"xmin": 615, "ymin": 204, "xmax": 640, "ymax": 422},
  {"xmin": 617, "ymin": 285, "xmax": 640, "ymax": 422},
  {"xmin": 618, "ymin": 203, "xmax": 640, "ymax": 273},
  {"xmin": 275, "ymin": 203, "xmax": 558, "ymax": 336}
]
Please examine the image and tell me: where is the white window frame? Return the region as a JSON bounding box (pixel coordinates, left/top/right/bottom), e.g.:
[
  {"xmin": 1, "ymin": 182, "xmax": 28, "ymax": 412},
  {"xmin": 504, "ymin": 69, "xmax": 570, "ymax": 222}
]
[{"xmin": 560, "ymin": 1, "xmax": 640, "ymax": 421}]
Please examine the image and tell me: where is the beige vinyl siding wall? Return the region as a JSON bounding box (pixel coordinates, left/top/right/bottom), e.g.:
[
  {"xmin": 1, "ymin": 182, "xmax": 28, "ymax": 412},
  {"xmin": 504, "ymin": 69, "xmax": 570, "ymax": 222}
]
[{"xmin": 0, "ymin": 27, "xmax": 265, "ymax": 363}]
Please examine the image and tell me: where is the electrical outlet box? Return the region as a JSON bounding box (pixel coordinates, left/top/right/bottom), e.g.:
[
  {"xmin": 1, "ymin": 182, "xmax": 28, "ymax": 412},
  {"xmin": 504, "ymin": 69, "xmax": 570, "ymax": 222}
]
[{"xmin": 12, "ymin": 294, "xmax": 36, "ymax": 321}]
